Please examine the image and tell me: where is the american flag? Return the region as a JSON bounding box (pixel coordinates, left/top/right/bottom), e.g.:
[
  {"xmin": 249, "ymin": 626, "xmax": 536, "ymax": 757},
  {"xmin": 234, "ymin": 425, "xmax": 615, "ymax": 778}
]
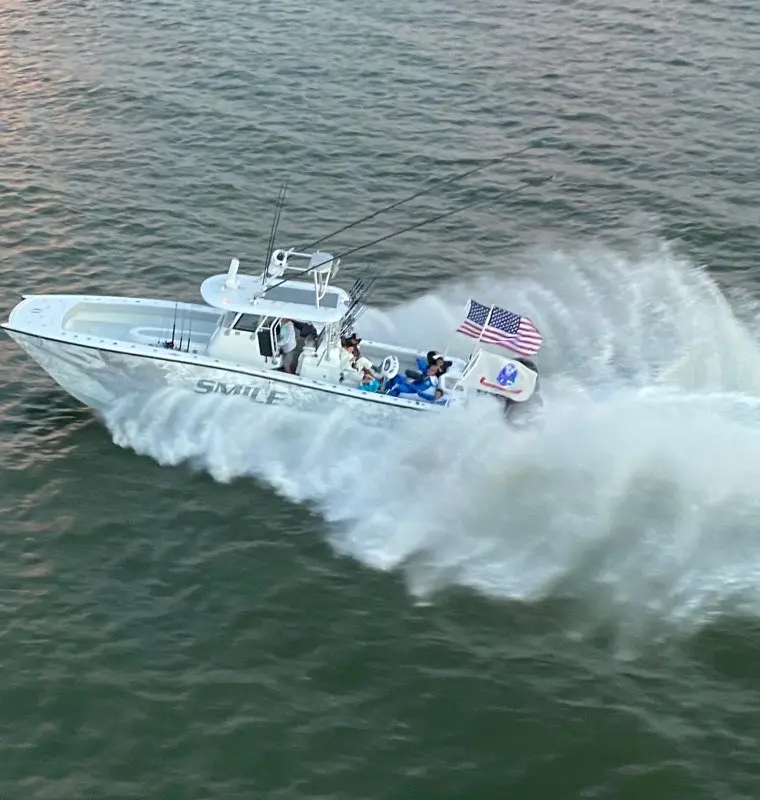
[{"xmin": 456, "ymin": 299, "xmax": 543, "ymax": 357}]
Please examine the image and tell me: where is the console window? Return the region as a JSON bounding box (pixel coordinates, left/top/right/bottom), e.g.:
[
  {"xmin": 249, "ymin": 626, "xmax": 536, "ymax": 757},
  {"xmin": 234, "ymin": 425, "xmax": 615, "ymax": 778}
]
[{"xmin": 233, "ymin": 314, "xmax": 262, "ymax": 332}]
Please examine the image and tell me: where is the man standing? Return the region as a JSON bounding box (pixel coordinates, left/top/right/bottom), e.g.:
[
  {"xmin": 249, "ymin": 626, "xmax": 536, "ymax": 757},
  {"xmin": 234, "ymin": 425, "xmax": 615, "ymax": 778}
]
[{"xmin": 277, "ymin": 318, "xmax": 298, "ymax": 373}]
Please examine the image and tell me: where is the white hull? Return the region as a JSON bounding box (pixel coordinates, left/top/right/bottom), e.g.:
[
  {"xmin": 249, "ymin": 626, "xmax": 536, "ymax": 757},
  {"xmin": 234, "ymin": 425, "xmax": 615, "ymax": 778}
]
[
  {"xmin": 2, "ymin": 295, "xmax": 450, "ymax": 415},
  {"xmin": 3, "ymin": 251, "xmax": 539, "ymax": 422}
]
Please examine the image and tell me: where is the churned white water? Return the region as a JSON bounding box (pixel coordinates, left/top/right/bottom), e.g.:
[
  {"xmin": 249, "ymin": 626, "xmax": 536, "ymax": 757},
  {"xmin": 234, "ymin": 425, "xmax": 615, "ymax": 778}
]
[{"xmin": 105, "ymin": 241, "xmax": 760, "ymax": 642}]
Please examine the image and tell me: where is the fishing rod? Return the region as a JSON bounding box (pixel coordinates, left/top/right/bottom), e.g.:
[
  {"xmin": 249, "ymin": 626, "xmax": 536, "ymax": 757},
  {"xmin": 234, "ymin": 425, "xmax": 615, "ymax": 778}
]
[
  {"xmin": 343, "ymin": 301, "xmax": 371, "ymax": 332},
  {"xmin": 341, "ymin": 269, "xmax": 385, "ymax": 335},
  {"xmin": 342, "ymin": 267, "xmax": 383, "ymax": 329},
  {"xmin": 341, "ymin": 291, "xmax": 375, "ymax": 335},
  {"xmin": 186, "ymin": 306, "xmax": 193, "ymax": 353},
  {"xmin": 347, "ymin": 272, "xmax": 377, "ymax": 304},
  {"xmin": 165, "ymin": 301, "xmax": 178, "ymax": 349},
  {"xmin": 263, "ymin": 182, "xmax": 288, "ymax": 271},
  {"xmin": 342, "ymin": 284, "xmax": 372, "ymax": 329},
  {"xmin": 341, "ymin": 268, "xmax": 385, "ymax": 334},
  {"xmin": 260, "ymin": 173, "xmax": 554, "ymax": 299},
  {"xmin": 178, "ymin": 304, "xmax": 185, "ymax": 352},
  {"xmin": 301, "ymin": 145, "xmax": 534, "ymax": 250}
]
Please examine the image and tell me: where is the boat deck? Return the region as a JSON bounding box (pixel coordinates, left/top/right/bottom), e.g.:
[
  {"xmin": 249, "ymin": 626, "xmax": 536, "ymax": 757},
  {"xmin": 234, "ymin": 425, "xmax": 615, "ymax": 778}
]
[
  {"xmin": 7, "ymin": 293, "xmax": 466, "ymax": 396},
  {"xmin": 63, "ymin": 300, "xmax": 222, "ymax": 353}
]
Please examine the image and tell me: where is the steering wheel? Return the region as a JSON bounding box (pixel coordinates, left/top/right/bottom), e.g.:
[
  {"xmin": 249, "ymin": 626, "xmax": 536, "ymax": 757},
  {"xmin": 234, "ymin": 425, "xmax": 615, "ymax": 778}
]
[{"xmin": 380, "ymin": 355, "xmax": 399, "ymax": 380}]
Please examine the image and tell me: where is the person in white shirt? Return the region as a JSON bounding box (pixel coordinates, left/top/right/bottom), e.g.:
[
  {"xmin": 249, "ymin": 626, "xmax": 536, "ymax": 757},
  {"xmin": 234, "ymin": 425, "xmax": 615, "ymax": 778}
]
[
  {"xmin": 353, "ymin": 354, "xmax": 374, "ymax": 373},
  {"xmin": 340, "ymin": 342, "xmax": 357, "ymax": 372},
  {"xmin": 277, "ymin": 318, "xmax": 298, "ymax": 373},
  {"xmin": 339, "ymin": 343, "xmax": 375, "ymax": 378}
]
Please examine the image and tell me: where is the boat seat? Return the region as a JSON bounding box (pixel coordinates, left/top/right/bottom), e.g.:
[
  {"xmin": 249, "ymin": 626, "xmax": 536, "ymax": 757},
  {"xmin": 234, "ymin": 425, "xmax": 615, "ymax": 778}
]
[{"xmin": 296, "ymin": 344, "xmax": 317, "ymax": 375}]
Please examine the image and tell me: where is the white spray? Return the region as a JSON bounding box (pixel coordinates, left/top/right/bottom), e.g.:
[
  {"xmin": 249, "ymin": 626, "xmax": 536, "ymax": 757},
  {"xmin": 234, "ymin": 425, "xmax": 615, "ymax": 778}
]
[{"xmin": 104, "ymin": 240, "xmax": 760, "ymax": 645}]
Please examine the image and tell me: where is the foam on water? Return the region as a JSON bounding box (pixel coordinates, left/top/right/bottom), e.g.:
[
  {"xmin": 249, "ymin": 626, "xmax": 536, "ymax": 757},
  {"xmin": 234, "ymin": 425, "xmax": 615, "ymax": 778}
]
[{"xmin": 104, "ymin": 240, "xmax": 760, "ymax": 644}]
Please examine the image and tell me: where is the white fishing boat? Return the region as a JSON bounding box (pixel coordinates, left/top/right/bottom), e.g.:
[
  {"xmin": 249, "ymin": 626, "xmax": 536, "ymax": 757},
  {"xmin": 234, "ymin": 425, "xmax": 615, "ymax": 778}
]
[
  {"xmin": 3, "ymin": 159, "xmax": 547, "ymax": 420},
  {"xmin": 1, "ymin": 247, "xmax": 541, "ymax": 417}
]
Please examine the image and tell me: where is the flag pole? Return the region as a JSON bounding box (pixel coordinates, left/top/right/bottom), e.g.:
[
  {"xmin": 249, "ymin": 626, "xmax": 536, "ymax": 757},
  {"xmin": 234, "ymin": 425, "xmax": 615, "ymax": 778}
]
[
  {"xmin": 446, "ymin": 298, "xmax": 473, "ymax": 360},
  {"xmin": 450, "ymin": 298, "xmax": 472, "ymax": 352},
  {"xmin": 476, "ymin": 304, "xmax": 495, "ymax": 344},
  {"xmin": 448, "ymin": 298, "xmax": 476, "ymax": 378}
]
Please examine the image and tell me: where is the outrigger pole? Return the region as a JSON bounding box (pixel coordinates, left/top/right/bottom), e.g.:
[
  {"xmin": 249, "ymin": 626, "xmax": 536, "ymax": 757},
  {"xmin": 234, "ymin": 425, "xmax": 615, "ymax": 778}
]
[
  {"xmin": 301, "ymin": 144, "xmax": 535, "ymax": 250},
  {"xmin": 262, "ymin": 181, "xmax": 288, "ymax": 274},
  {"xmin": 258, "ymin": 172, "xmax": 555, "ymax": 300}
]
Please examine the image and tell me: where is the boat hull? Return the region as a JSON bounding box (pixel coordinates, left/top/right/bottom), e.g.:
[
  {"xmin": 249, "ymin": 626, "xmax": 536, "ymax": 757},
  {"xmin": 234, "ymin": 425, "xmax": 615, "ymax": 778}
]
[{"xmin": 4, "ymin": 330, "xmax": 435, "ymax": 416}]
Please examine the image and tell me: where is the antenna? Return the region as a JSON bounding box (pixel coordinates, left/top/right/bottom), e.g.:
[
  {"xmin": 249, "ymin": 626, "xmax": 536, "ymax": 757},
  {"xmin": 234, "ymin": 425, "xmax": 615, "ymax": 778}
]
[{"xmin": 225, "ymin": 258, "xmax": 240, "ymax": 290}]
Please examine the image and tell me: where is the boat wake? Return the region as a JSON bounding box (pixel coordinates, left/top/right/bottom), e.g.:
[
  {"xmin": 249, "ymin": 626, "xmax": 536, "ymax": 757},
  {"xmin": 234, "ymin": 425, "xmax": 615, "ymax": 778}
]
[{"xmin": 103, "ymin": 240, "xmax": 760, "ymax": 646}]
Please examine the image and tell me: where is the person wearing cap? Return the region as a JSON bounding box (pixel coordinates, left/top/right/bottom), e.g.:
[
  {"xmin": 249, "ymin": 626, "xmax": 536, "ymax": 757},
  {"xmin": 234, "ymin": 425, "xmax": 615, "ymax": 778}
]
[
  {"xmin": 339, "ymin": 342, "xmax": 376, "ymax": 382},
  {"xmin": 340, "ymin": 342, "xmax": 358, "ymax": 372},
  {"xmin": 415, "ymin": 350, "xmax": 451, "ymax": 376},
  {"xmin": 341, "ymin": 333, "xmax": 362, "ymax": 349},
  {"xmin": 427, "ymin": 351, "xmax": 452, "ymax": 375}
]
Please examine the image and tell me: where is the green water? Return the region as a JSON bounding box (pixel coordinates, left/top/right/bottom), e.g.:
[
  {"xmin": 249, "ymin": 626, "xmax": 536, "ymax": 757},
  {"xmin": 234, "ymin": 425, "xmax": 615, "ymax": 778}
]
[{"xmin": 3, "ymin": 0, "xmax": 760, "ymax": 797}]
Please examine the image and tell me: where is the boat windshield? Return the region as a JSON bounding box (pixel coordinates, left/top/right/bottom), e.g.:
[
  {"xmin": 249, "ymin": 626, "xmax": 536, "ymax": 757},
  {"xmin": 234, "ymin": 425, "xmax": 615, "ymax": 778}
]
[{"xmin": 232, "ymin": 313, "xmax": 263, "ymax": 332}]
